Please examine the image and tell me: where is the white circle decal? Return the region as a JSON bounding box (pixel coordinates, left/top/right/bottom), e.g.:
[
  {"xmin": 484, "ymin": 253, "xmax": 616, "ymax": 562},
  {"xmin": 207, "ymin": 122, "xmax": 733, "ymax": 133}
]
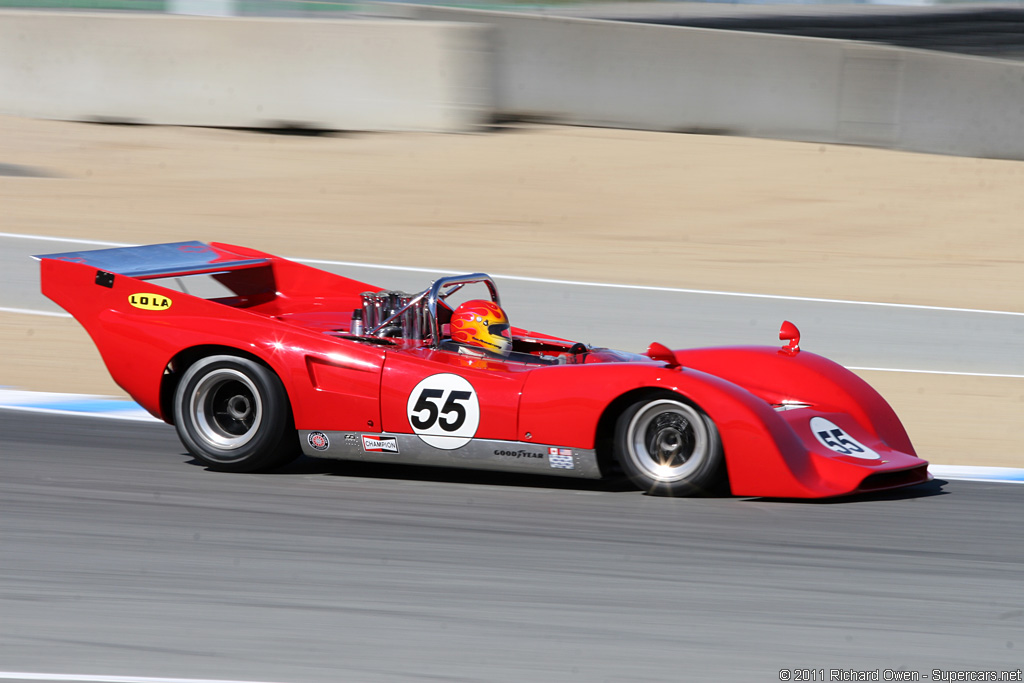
[
  {"xmin": 810, "ymin": 417, "xmax": 880, "ymax": 460},
  {"xmin": 406, "ymin": 373, "xmax": 480, "ymax": 450}
]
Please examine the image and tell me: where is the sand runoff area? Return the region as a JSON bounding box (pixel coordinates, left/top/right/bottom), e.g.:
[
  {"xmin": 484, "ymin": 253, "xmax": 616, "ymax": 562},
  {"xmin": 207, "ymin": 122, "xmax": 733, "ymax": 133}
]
[{"xmin": 1, "ymin": 116, "xmax": 1021, "ymax": 467}]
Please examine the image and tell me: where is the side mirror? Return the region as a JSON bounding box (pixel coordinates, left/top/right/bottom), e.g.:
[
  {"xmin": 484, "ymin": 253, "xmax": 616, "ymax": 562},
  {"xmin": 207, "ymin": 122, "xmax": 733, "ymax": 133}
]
[
  {"xmin": 645, "ymin": 341, "xmax": 680, "ymax": 368},
  {"xmin": 779, "ymin": 320, "xmax": 801, "ymax": 355}
]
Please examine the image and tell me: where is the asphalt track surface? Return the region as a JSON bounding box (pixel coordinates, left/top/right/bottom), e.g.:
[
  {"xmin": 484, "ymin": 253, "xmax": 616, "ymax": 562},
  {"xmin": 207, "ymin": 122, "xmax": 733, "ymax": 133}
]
[
  {"xmin": 4, "ymin": 233, "xmax": 1024, "ymax": 681},
  {"xmin": 4, "ymin": 233, "xmax": 1024, "ymax": 377},
  {"xmin": 2, "ymin": 410, "xmax": 1023, "ymax": 682}
]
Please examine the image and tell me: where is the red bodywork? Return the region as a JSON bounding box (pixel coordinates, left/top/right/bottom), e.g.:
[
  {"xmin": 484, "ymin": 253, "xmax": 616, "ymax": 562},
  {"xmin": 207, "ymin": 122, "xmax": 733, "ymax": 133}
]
[{"xmin": 39, "ymin": 241, "xmax": 930, "ymax": 498}]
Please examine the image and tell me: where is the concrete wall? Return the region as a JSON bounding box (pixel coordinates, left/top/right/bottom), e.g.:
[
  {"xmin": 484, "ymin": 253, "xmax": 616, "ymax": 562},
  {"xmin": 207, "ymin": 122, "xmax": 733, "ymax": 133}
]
[
  {"xmin": 375, "ymin": 5, "xmax": 850, "ymax": 141},
  {"xmin": 4, "ymin": 7, "xmax": 1024, "ymax": 157},
  {"xmin": 374, "ymin": 3, "xmax": 1024, "ymax": 159},
  {"xmin": 899, "ymin": 51, "xmax": 1024, "ymax": 160},
  {"xmin": 0, "ymin": 12, "xmax": 492, "ymax": 131}
]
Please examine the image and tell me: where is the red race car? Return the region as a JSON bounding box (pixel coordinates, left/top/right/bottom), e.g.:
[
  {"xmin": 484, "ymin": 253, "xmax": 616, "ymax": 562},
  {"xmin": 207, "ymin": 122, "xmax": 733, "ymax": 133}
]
[{"xmin": 37, "ymin": 241, "xmax": 930, "ymax": 498}]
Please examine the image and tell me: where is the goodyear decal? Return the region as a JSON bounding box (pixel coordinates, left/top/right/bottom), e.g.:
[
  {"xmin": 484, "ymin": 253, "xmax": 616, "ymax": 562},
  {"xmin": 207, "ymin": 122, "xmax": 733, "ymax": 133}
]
[{"xmin": 128, "ymin": 293, "xmax": 173, "ymax": 311}]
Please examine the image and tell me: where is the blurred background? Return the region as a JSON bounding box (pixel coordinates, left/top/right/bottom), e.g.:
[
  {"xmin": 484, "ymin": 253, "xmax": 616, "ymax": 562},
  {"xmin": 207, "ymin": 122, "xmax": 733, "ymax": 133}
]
[{"xmin": 2, "ymin": 0, "xmax": 1024, "ymax": 681}]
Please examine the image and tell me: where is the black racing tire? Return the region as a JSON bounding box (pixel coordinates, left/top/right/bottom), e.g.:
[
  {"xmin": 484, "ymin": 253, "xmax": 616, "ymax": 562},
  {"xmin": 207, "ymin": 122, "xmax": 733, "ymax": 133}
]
[
  {"xmin": 173, "ymin": 355, "xmax": 301, "ymax": 473},
  {"xmin": 614, "ymin": 394, "xmax": 727, "ymax": 497}
]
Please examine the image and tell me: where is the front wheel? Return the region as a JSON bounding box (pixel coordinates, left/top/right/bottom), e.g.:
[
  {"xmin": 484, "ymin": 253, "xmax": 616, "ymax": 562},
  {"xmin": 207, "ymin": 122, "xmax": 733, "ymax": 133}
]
[
  {"xmin": 614, "ymin": 396, "xmax": 727, "ymax": 496},
  {"xmin": 173, "ymin": 355, "xmax": 300, "ymax": 472}
]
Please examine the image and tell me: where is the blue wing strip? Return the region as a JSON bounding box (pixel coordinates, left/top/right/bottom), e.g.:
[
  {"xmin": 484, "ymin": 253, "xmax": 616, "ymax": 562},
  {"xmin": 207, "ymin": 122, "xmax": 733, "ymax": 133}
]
[{"xmin": 34, "ymin": 241, "xmax": 268, "ymax": 278}]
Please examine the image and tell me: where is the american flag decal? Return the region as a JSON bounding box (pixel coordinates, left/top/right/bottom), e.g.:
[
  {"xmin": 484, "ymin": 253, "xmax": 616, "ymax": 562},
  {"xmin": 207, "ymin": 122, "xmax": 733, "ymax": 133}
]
[{"xmin": 548, "ymin": 447, "xmax": 574, "ymax": 469}]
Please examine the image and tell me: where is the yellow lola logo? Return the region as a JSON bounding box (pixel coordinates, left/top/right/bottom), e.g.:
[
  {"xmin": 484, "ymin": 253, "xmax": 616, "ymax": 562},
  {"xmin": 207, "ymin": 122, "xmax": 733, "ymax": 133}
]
[{"xmin": 129, "ymin": 293, "xmax": 172, "ymax": 311}]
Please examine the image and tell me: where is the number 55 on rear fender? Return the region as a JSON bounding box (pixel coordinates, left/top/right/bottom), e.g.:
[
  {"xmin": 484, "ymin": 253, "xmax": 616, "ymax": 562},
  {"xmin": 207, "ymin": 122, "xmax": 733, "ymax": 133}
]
[{"xmin": 37, "ymin": 241, "xmax": 930, "ymax": 499}]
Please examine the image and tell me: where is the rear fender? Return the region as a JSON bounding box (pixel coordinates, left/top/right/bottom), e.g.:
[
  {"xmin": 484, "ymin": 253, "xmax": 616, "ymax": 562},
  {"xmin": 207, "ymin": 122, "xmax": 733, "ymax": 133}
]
[
  {"xmin": 40, "ymin": 258, "xmax": 386, "ymax": 428},
  {"xmin": 159, "ymin": 344, "xmax": 278, "ymax": 426}
]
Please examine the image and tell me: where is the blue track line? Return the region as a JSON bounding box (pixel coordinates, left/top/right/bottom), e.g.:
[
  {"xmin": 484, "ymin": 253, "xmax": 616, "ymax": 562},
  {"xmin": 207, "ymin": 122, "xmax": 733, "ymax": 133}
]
[
  {"xmin": 0, "ymin": 388, "xmax": 158, "ymax": 422},
  {"xmin": 1, "ymin": 389, "xmax": 1022, "ymax": 485}
]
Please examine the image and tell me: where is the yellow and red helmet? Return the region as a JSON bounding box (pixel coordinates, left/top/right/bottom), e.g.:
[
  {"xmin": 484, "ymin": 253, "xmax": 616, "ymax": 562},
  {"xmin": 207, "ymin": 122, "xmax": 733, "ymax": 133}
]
[{"xmin": 450, "ymin": 299, "xmax": 512, "ymax": 356}]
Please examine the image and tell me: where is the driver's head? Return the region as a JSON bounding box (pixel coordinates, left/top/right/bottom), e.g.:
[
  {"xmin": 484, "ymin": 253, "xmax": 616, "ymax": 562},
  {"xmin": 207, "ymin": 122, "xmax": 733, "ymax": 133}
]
[{"xmin": 450, "ymin": 300, "xmax": 511, "ymax": 357}]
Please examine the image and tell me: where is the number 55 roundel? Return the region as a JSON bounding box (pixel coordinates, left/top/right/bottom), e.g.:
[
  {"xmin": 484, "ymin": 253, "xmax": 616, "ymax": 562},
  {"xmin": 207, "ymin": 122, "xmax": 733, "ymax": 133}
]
[
  {"xmin": 810, "ymin": 417, "xmax": 880, "ymax": 460},
  {"xmin": 406, "ymin": 374, "xmax": 481, "ymax": 450}
]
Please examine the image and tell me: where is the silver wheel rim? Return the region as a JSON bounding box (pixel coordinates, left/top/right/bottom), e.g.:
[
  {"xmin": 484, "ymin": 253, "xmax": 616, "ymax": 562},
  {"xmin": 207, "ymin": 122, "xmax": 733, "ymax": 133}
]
[
  {"xmin": 189, "ymin": 368, "xmax": 263, "ymax": 455},
  {"xmin": 626, "ymin": 399, "xmax": 709, "ymax": 483}
]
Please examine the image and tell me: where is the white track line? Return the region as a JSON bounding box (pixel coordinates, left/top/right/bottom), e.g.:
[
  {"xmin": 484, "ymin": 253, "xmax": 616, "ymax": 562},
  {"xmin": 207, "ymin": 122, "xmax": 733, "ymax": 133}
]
[
  {"xmin": 847, "ymin": 366, "xmax": 1024, "ymax": 380},
  {"xmin": 2, "ymin": 305, "xmax": 1018, "ymax": 378},
  {"xmin": 0, "ymin": 306, "xmax": 71, "ymax": 318},
  {"xmin": 2, "ymin": 312, "xmax": 1020, "ymax": 379},
  {"xmin": 4, "ymin": 231, "xmax": 1022, "ymax": 317},
  {"xmin": 6, "ymin": 232, "xmax": 1023, "ymax": 378},
  {"xmin": 0, "ymin": 232, "xmax": 133, "ymax": 248},
  {"xmin": 0, "ymin": 674, "xmax": 289, "ymax": 683}
]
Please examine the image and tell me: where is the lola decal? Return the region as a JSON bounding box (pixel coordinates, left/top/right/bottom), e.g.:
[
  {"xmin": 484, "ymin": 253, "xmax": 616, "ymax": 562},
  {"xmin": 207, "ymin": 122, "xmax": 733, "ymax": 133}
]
[
  {"xmin": 406, "ymin": 373, "xmax": 480, "ymax": 450},
  {"xmin": 810, "ymin": 417, "xmax": 880, "ymax": 460},
  {"xmin": 129, "ymin": 293, "xmax": 172, "ymax": 311},
  {"xmin": 362, "ymin": 435, "xmax": 399, "ymax": 453}
]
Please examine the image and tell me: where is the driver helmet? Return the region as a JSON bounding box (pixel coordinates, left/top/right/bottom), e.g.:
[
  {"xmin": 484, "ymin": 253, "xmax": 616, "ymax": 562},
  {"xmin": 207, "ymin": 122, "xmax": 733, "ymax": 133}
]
[{"xmin": 450, "ymin": 300, "xmax": 512, "ymax": 357}]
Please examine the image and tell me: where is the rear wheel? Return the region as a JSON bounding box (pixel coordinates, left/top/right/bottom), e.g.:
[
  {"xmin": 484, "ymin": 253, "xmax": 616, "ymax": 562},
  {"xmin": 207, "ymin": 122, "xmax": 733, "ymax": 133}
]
[
  {"xmin": 173, "ymin": 355, "xmax": 300, "ymax": 472},
  {"xmin": 614, "ymin": 396, "xmax": 727, "ymax": 496}
]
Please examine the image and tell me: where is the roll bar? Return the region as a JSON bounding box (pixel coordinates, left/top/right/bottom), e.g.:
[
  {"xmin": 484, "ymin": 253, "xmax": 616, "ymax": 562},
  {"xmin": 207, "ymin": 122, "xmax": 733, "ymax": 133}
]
[{"xmin": 426, "ymin": 273, "xmax": 500, "ymax": 345}]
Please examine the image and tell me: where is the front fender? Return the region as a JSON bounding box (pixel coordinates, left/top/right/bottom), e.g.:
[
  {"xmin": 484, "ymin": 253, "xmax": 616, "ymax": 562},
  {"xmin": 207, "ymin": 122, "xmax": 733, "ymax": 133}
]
[
  {"xmin": 518, "ymin": 362, "xmax": 821, "ymax": 496},
  {"xmin": 518, "ymin": 348, "xmax": 927, "ymax": 498},
  {"xmin": 674, "ymin": 346, "xmax": 915, "ymax": 456}
]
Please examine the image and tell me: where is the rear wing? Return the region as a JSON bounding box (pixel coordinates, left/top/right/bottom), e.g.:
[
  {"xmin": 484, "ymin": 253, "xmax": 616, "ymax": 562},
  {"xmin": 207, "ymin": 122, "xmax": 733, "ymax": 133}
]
[
  {"xmin": 34, "ymin": 241, "xmax": 268, "ymax": 279},
  {"xmin": 38, "ymin": 240, "xmax": 382, "ymax": 319}
]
